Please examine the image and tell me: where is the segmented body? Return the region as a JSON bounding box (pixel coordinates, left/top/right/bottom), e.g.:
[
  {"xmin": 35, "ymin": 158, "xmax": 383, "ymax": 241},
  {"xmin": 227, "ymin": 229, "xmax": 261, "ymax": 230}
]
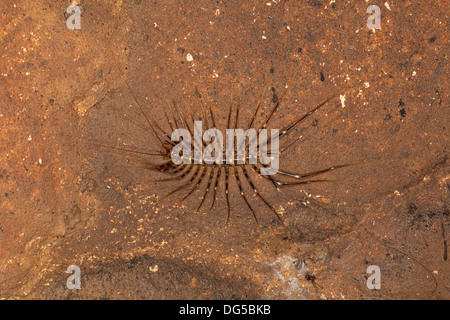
[{"xmin": 98, "ymin": 75, "xmax": 362, "ymax": 233}]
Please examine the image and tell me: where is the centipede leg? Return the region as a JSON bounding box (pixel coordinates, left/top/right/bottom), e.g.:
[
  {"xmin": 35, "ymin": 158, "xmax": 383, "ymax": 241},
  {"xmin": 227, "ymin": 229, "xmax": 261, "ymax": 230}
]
[
  {"xmin": 194, "ymin": 167, "xmax": 215, "ymax": 214},
  {"xmin": 234, "ymin": 167, "xmax": 260, "ymax": 229},
  {"xmin": 175, "ymin": 166, "xmax": 207, "ymax": 205},
  {"xmin": 225, "ymin": 166, "xmax": 231, "ymax": 226},
  {"xmin": 160, "ymin": 165, "xmax": 200, "ymax": 201},
  {"xmin": 138, "ymin": 163, "xmax": 192, "ymax": 184},
  {"xmin": 241, "ymin": 166, "xmax": 288, "ymax": 233},
  {"xmin": 207, "ymin": 166, "xmax": 221, "ymax": 215}
]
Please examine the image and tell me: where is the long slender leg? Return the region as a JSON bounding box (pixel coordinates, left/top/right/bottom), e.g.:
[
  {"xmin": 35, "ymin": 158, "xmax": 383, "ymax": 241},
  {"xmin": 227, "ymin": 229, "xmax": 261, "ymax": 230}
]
[
  {"xmin": 241, "ymin": 166, "xmax": 288, "ymax": 231},
  {"xmin": 237, "ymin": 83, "xmax": 267, "ymax": 154},
  {"xmin": 160, "ymin": 165, "xmax": 200, "ymax": 201},
  {"xmin": 257, "ymin": 165, "xmax": 343, "ymax": 226},
  {"xmin": 274, "ymin": 178, "xmax": 347, "ymax": 187},
  {"xmin": 197, "ymin": 95, "xmax": 221, "ymax": 215},
  {"xmin": 234, "ymin": 86, "xmax": 241, "ymax": 129},
  {"xmin": 258, "ymin": 89, "xmax": 343, "ymax": 153},
  {"xmin": 225, "ymin": 166, "xmax": 231, "ymax": 225},
  {"xmin": 198, "ymin": 98, "xmax": 214, "ymax": 149},
  {"xmin": 259, "ymin": 85, "xmax": 289, "ymax": 130},
  {"xmin": 247, "ymin": 83, "xmax": 267, "ymax": 130},
  {"xmin": 138, "ymin": 163, "xmax": 192, "ymax": 183},
  {"xmin": 279, "ymin": 135, "xmax": 302, "ymax": 154},
  {"xmin": 174, "ymin": 100, "xmax": 203, "ymax": 154},
  {"xmin": 271, "ymin": 163, "xmax": 367, "ymax": 180},
  {"xmin": 252, "ymin": 163, "xmax": 346, "ymax": 186},
  {"xmin": 207, "ymin": 166, "xmax": 222, "ymax": 215},
  {"xmin": 250, "ymin": 164, "xmax": 344, "ymax": 225},
  {"xmin": 164, "ymin": 163, "xmax": 189, "ymax": 175},
  {"xmin": 278, "ymin": 90, "xmax": 342, "ymax": 140},
  {"xmin": 234, "ymin": 167, "xmax": 260, "ymax": 229},
  {"xmin": 194, "ymin": 167, "xmax": 215, "ymax": 214},
  {"xmin": 257, "ymin": 67, "xmax": 301, "ymax": 132},
  {"xmin": 174, "ymin": 100, "xmax": 206, "ymax": 158},
  {"xmin": 175, "ymin": 166, "xmax": 207, "ymax": 205}
]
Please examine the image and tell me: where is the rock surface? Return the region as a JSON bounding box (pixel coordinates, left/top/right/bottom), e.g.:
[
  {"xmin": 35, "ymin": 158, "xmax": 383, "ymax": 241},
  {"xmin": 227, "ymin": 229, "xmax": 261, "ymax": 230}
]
[{"xmin": 0, "ymin": 0, "xmax": 448, "ymax": 299}]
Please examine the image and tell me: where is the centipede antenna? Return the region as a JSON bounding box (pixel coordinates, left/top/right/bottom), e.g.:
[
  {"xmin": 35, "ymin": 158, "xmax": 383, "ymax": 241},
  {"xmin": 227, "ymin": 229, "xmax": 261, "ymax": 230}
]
[
  {"xmin": 118, "ymin": 162, "xmax": 166, "ymax": 173},
  {"xmin": 106, "ymin": 147, "xmax": 173, "ymax": 171},
  {"xmin": 121, "ymin": 81, "xmax": 171, "ymax": 153},
  {"xmin": 173, "ymin": 100, "xmax": 194, "ymax": 137},
  {"xmin": 163, "ymin": 107, "xmax": 175, "ymax": 132},
  {"xmin": 118, "ymin": 110, "xmax": 148, "ymax": 131},
  {"xmin": 169, "ymin": 100, "xmax": 180, "ymax": 129},
  {"xmin": 173, "ymin": 100, "xmax": 203, "ymax": 152},
  {"xmin": 89, "ymin": 142, "xmax": 165, "ymax": 157},
  {"xmin": 150, "ymin": 117, "xmax": 175, "ymax": 146},
  {"xmin": 201, "ymin": 99, "xmax": 211, "ymax": 131},
  {"xmin": 113, "ymin": 151, "xmax": 162, "ymax": 168},
  {"xmin": 106, "ymin": 55, "xmax": 173, "ymax": 153},
  {"xmin": 188, "ymin": 109, "xmax": 196, "ymax": 126},
  {"xmin": 195, "ymin": 87, "xmax": 210, "ymax": 130},
  {"xmin": 205, "ymin": 90, "xmax": 217, "ymax": 128}
]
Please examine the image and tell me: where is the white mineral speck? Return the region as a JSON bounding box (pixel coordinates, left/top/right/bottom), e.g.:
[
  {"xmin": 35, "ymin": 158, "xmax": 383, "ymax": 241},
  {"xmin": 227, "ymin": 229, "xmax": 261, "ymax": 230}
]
[{"xmin": 340, "ymin": 95, "xmax": 346, "ymax": 108}]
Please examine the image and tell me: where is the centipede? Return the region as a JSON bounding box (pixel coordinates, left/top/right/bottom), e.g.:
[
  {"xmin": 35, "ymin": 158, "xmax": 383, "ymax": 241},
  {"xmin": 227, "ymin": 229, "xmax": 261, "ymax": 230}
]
[
  {"xmin": 87, "ymin": 63, "xmax": 371, "ymax": 236},
  {"xmin": 83, "ymin": 59, "xmax": 441, "ymax": 294}
]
